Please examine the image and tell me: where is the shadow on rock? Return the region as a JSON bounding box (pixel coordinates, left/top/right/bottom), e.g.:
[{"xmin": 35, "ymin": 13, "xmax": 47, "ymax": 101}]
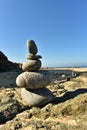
[
  {"xmin": 0, "ymin": 100, "xmax": 29, "ymax": 125},
  {"xmin": 52, "ymin": 88, "xmax": 87, "ymax": 104}
]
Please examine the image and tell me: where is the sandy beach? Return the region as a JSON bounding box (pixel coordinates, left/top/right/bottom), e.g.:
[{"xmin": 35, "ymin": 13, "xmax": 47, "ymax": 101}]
[{"xmin": 0, "ymin": 68, "xmax": 87, "ymax": 129}]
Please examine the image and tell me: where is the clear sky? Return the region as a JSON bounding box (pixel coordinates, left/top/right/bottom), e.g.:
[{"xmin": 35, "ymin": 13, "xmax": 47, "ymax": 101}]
[{"xmin": 0, "ymin": 0, "xmax": 87, "ymax": 67}]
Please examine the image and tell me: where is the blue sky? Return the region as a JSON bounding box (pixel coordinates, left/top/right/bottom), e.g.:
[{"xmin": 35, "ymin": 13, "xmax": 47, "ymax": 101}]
[{"xmin": 0, "ymin": 0, "xmax": 87, "ymax": 67}]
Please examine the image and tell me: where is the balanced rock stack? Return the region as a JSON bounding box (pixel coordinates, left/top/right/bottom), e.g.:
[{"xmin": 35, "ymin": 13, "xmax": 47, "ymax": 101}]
[{"xmin": 16, "ymin": 40, "xmax": 55, "ymax": 107}]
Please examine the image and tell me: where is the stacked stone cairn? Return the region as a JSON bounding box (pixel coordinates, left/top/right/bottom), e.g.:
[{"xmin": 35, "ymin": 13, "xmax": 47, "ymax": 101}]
[{"xmin": 16, "ymin": 40, "xmax": 55, "ymax": 107}]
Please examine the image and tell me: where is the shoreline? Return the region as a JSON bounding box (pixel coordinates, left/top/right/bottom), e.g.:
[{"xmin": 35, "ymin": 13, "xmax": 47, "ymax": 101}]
[{"xmin": 41, "ymin": 67, "xmax": 87, "ymax": 72}]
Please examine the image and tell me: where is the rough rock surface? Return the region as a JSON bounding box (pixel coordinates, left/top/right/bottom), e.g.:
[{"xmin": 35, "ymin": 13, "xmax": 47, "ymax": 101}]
[
  {"xmin": 21, "ymin": 88, "xmax": 55, "ymax": 106},
  {"xmin": 22, "ymin": 60, "xmax": 41, "ymax": 71},
  {"xmin": 16, "ymin": 70, "xmax": 51, "ymax": 89},
  {"xmin": 0, "ymin": 51, "xmax": 21, "ymax": 72},
  {"xmin": 0, "ymin": 68, "xmax": 87, "ymax": 130}
]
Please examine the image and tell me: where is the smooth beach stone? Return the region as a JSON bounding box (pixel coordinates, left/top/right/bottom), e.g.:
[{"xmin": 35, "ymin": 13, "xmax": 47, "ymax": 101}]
[
  {"xmin": 27, "ymin": 54, "xmax": 42, "ymax": 60},
  {"xmin": 27, "ymin": 40, "xmax": 38, "ymax": 55},
  {"xmin": 21, "ymin": 88, "xmax": 55, "ymax": 106},
  {"xmin": 22, "ymin": 60, "xmax": 41, "ymax": 71},
  {"xmin": 16, "ymin": 70, "xmax": 51, "ymax": 89}
]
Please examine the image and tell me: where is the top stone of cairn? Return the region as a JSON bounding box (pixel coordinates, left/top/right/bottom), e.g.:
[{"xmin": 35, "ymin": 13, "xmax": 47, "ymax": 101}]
[{"xmin": 27, "ymin": 40, "xmax": 38, "ymax": 55}]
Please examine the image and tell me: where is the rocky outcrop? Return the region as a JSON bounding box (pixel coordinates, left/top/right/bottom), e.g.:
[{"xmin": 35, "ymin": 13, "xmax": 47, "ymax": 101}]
[{"xmin": 0, "ymin": 51, "xmax": 21, "ymax": 72}]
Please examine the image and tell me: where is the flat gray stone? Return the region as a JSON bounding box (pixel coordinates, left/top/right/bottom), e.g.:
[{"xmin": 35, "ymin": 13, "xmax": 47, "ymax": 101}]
[
  {"xmin": 22, "ymin": 60, "xmax": 41, "ymax": 71},
  {"xmin": 27, "ymin": 54, "xmax": 42, "ymax": 60},
  {"xmin": 21, "ymin": 88, "xmax": 55, "ymax": 106},
  {"xmin": 16, "ymin": 70, "xmax": 51, "ymax": 89}
]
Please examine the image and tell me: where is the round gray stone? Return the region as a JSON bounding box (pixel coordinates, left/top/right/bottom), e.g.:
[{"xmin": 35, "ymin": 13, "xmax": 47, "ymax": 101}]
[
  {"xmin": 27, "ymin": 40, "xmax": 38, "ymax": 55},
  {"xmin": 21, "ymin": 88, "xmax": 55, "ymax": 106},
  {"xmin": 27, "ymin": 54, "xmax": 42, "ymax": 60},
  {"xmin": 22, "ymin": 60, "xmax": 41, "ymax": 71},
  {"xmin": 16, "ymin": 70, "xmax": 51, "ymax": 89}
]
